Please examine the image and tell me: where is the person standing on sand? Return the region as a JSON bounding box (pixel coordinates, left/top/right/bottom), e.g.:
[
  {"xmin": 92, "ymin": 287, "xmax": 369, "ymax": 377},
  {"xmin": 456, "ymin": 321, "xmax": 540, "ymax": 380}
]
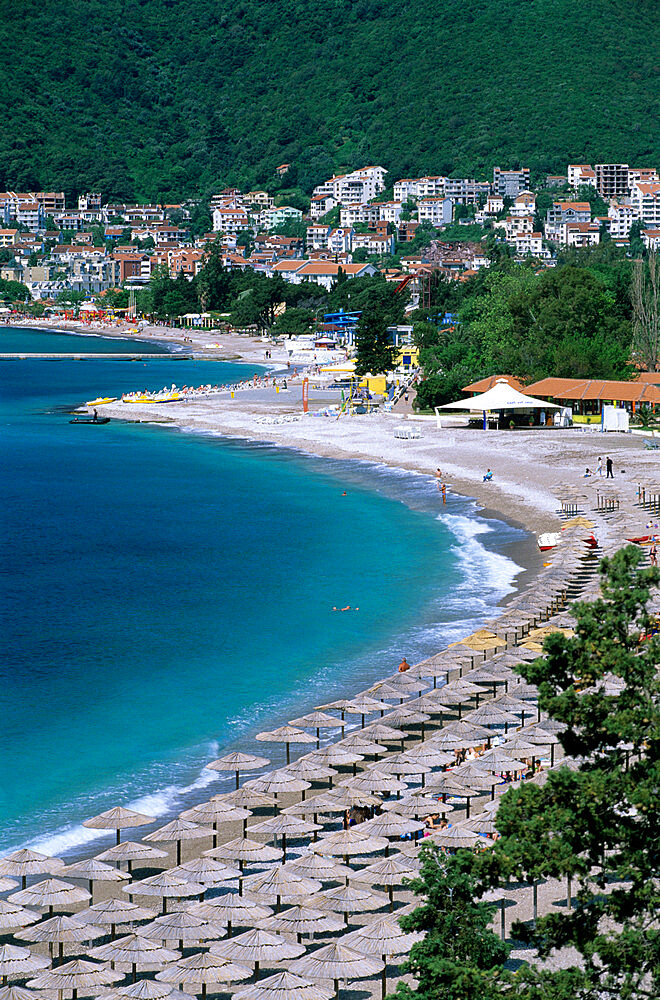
[
  {"xmin": 606, "ymin": 457, "xmax": 614, "ymax": 478},
  {"xmin": 435, "ymin": 468, "xmax": 442, "ymax": 491},
  {"xmin": 596, "ymin": 457, "xmax": 603, "ymax": 476},
  {"xmin": 650, "ymin": 541, "xmax": 657, "ymax": 567}
]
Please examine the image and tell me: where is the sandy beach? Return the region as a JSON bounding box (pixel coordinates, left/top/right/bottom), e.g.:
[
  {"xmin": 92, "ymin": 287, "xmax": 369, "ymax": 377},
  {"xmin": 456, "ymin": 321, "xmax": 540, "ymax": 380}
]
[{"xmin": 3, "ymin": 321, "xmax": 657, "ymax": 996}]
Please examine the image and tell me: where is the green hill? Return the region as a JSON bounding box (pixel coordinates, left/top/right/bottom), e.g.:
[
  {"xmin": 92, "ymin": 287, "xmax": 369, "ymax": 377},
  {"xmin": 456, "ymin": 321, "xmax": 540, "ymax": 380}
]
[{"xmin": 1, "ymin": 0, "xmax": 657, "ymax": 201}]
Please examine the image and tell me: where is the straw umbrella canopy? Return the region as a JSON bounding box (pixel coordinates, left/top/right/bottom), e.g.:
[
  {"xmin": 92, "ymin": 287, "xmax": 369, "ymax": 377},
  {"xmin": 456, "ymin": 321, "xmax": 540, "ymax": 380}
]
[
  {"xmin": 219, "ymin": 788, "xmax": 277, "ymax": 810},
  {"xmin": 463, "ymin": 704, "xmax": 521, "ymax": 732},
  {"xmin": 359, "ymin": 813, "xmax": 425, "ymax": 840},
  {"xmin": 500, "ymin": 734, "xmax": 539, "ymax": 755},
  {"xmin": 231, "ymin": 971, "xmax": 335, "ymax": 1000},
  {"xmin": 366, "ymin": 682, "xmax": 413, "ymax": 704},
  {"xmin": 90, "ymin": 934, "xmax": 180, "ymax": 979},
  {"xmin": 477, "ymin": 748, "xmax": 529, "ymax": 773},
  {"xmin": 0, "ymin": 851, "xmax": 64, "ymax": 891},
  {"xmin": 308, "ymin": 884, "xmax": 389, "ymax": 926},
  {"xmin": 242, "ymin": 772, "xmax": 311, "ymax": 802},
  {"xmin": 338, "ymin": 770, "xmax": 407, "ymax": 795},
  {"xmin": 0, "ymin": 946, "xmax": 50, "ymax": 986},
  {"xmin": 254, "ymin": 727, "xmax": 316, "ymax": 765},
  {"xmin": 381, "ymin": 708, "xmax": 431, "ymax": 738},
  {"xmin": 258, "ymin": 906, "xmax": 344, "ymax": 944},
  {"xmin": 350, "ymin": 855, "xmax": 419, "ymax": 910},
  {"xmin": 210, "ymin": 929, "xmax": 304, "ymax": 980},
  {"xmin": 76, "ymin": 900, "xmax": 157, "ymax": 939},
  {"xmin": 123, "ymin": 873, "xmax": 205, "ymax": 914},
  {"xmin": 290, "ymin": 942, "xmax": 384, "ymax": 996},
  {"xmin": 0, "ymin": 987, "xmax": 42, "ymax": 1000},
  {"xmin": 451, "ymin": 762, "xmax": 501, "ymax": 789},
  {"xmin": 97, "ymin": 981, "xmax": 196, "ymax": 1000},
  {"xmin": 361, "ymin": 723, "xmax": 407, "ymax": 745},
  {"xmin": 304, "ymin": 747, "xmax": 364, "ymax": 768},
  {"xmin": 205, "ymin": 753, "xmax": 270, "ymax": 790},
  {"xmin": 427, "ymin": 824, "xmax": 493, "ymax": 850},
  {"xmin": 241, "ymin": 867, "xmax": 321, "ymax": 911},
  {"xmin": 9, "ymin": 879, "xmax": 91, "ymax": 917},
  {"xmin": 312, "ymin": 829, "xmax": 389, "ymax": 865},
  {"xmin": 0, "ymin": 901, "xmax": 40, "ymax": 933},
  {"xmin": 382, "ymin": 794, "xmax": 454, "ymax": 820},
  {"xmin": 281, "ymin": 855, "xmax": 352, "ymax": 884},
  {"xmin": 189, "ymin": 895, "xmax": 272, "ymax": 938},
  {"xmin": 343, "ymin": 698, "xmax": 390, "ymax": 728},
  {"xmin": 171, "ymin": 858, "xmax": 240, "ymax": 891},
  {"xmin": 19, "ymin": 914, "xmax": 105, "ymax": 964},
  {"xmin": 94, "ymin": 842, "xmax": 168, "ymax": 875},
  {"xmin": 60, "ymin": 860, "xmax": 130, "ymax": 901},
  {"xmin": 287, "ymin": 713, "xmax": 344, "ymax": 748},
  {"xmin": 280, "ymin": 760, "xmax": 337, "ymax": 785},
  {"xmin": 28, "ymin": 960, "xmax": 121, "ymax": 999},
  {"xmin": 344, "ymin": 914, "xmax": 423, "ymax": 998},
  {"xmin": 464, "ymin": 814, "xmax": 500, "ymax": 836},
  {"xmin": 0, "ymin": 879, "xmax": 18, "ymax": 892},
  {"xmin": 140, "ymin": 910, "xmax": 226, "ymax": 949},
  {"xmin": 82, "ymin": 808, "xmax": 155, "ymax": 846},
  {"xmin": 248, "ymin": 816, "xmax": 321, "ymax": 861},
  {"xmin": 203, "ymin": 838, "xmax": 283, "ymax": 875},
  {"xmin": 143, "ymin": 820, "xmax": 214, "ymax": 867},
  {"xmin": 431, "ymin": 719, "xmax": 492, "ymax": 746},
  {"xmin": 179, "ymin": 799, "xmax": 252, "ymax": 842},
  {"xmin": 369, "ymin": 754, "xmax": 431, "ymax": 780},
  {"xmin": 156, "ymin": 951, "xmax": 252, "ymax": 999},
  {"xmin": 401, "ymin": 744, "xmax": 454, "ymax": 768}
]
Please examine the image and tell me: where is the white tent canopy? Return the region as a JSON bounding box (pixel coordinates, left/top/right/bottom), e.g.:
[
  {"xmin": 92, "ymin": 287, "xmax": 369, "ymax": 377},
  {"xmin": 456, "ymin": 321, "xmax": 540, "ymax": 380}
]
[{"xmin": 439, "ymin": 379, "xmax": 560, "ymax": 411}]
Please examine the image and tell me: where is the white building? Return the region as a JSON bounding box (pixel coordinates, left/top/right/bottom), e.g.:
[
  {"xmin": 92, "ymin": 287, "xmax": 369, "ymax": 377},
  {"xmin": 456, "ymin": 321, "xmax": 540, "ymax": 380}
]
[
  {"xmin": 631, "ymin": 182, "xmax": 660, "ymax": 228},
  {"xmin": 608, "ymin": 200, "xmax": 634, "ymax": 238},
  {"xmin": 417, "ymin": 197, "xmax": 452, "ymax": 227},
  {"xmin": 567, "ymin": 164, "xmax": 597, "ymax": 189}
]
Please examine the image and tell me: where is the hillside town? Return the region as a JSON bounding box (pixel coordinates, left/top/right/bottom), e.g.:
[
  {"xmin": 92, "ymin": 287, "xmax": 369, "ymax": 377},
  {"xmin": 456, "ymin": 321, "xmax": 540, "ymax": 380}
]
[{"xmin": 0, "ymin": 161, "xmax": 658, "ymax": 310}]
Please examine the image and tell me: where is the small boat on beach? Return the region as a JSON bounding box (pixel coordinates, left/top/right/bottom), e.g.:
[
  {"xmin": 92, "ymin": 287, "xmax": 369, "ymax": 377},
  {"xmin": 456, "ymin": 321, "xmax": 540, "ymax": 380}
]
[
  {"xmin": 86, "ymin": 396, "xmax": 117, "ymax": 406},
  {"xmin": 538, "ymin": 530, "xmax": 598, "ymax": 552},
  {"xmin": 69, "ymin": 416, "xmax": 111, "ymax": 424},
  {"xmin": 626, "ymin": 534, "xmax": 658, "ymax": 546}
]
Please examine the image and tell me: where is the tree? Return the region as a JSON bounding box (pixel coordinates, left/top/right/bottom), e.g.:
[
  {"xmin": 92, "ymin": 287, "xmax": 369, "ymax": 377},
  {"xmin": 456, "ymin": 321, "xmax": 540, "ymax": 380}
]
[
  {"xmin": 196, "ymin": 238, "xmax": 233, "ymax": 311},
  {"xmin": 271, "ymin": 306, "xmax": 314, "ymax": 337},
  {"xmin": 476, "ymin": 547, "xmax": 660, "ymax": 1000},
  {"xmin": 631, "ymin": 252, "xmax": 659, "ymax": 371},
  {"xmin": 354, "ymin": 303, "xmax": 396, "ymax": 375},
  {"xmin": 0, "ymin": 277, "xmax": 30, "ymax": 302},
  {"xmin": 391, "ymin": 845, "xmax": 510, "ymax": 1000}
]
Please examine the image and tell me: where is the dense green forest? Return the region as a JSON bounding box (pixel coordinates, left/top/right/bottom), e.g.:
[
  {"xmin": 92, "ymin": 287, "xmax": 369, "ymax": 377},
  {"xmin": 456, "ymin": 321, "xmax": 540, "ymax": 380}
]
[{"xmin": 1, "ymin": 0, "xmax": 657, "ymax": 201}]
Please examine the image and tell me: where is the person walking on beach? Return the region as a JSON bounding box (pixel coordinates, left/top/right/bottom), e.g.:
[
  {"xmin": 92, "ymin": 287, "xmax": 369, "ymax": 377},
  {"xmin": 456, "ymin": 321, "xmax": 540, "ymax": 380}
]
[
  {"xmin": 596, "ymin": 456, "xmax": 603, "ymax": 476},
  {"xmin": 650, "ymin": 541, "xmax": 657, "ymax": 567},
  {"xmin": 606, "ymin": 457, "xmax": 614, "ymax": 478},
  {"xmin": 441, "ymin": 482, "xmax": 447, "ymax": 504},
  {"xmin": 435, "ymin": 468, "xmax": 442, "ymax": 491}
]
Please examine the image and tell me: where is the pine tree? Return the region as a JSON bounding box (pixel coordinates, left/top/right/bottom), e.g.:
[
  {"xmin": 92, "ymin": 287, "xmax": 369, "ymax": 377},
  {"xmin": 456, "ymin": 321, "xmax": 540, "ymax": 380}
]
[{"xmin": 354, "ymin": 306, "xmax": 396, "ymax": 376}]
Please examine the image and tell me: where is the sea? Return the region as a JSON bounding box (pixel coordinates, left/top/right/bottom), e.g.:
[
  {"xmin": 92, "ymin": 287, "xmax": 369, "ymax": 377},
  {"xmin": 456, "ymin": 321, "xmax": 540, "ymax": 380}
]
[{"xmin": 0, "ymin": 325, "xmax": 532, "ymax": 858}]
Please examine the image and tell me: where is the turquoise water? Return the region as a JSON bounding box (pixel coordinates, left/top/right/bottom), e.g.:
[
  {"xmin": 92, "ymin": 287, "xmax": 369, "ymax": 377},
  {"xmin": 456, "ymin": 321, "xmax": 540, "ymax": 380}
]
[{"xmin": 0, "ymin": 327, "xmax": 528, "ymax": 856}]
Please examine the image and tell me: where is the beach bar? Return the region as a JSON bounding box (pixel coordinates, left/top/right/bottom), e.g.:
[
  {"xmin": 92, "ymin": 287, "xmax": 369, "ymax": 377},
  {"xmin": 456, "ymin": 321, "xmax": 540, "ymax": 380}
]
[{"xmin": 525, "ymin": 378, "xmax": 660, "ymax": 423}]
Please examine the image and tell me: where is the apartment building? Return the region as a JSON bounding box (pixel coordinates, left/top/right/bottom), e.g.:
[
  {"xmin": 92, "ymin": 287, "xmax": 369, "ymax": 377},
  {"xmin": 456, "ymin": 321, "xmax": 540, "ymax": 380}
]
[
  {"xmin": 595, "ymin": 164, "xmax": 629, "ymax": 199},
  {"xmin": 631, "ymin": 182, "xmax": 660, "ymax": 228},
  {"xmin": 492, "ymin": 167, "xmax": 530, "ymax": 198}
]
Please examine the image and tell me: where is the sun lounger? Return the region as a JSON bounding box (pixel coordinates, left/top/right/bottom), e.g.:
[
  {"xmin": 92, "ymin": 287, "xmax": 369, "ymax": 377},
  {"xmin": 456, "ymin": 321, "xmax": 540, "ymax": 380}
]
[{"xmin": 644, "ymin": 439, "xmax": 659, "ymax": 450}]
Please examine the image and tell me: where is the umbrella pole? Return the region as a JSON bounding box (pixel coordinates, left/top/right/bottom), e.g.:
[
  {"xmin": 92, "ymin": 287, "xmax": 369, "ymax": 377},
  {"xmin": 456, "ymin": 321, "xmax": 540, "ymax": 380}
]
[
  {"xmin": 286, "ymin": 743, "xmax": 290, "ymax": 765},
  {"xmin": 381, "ymin": 959, "xmax": 387, "ymax": 1000},
  {"xmin": 500, "ymin": 896, "xmax": 506, "ymax": 940},
  {"xmin": 282, "ymin": 834, "xmax": 287, "ymax": 862},
  {"xmin": 116, "ymin": 828, "xmax": 121, "ymax": 845},
  {"xmin": 567, "ymin": 875, "xmax": 572, "ymax": 911},
  {"xmin": 254, "ymin": 960, "xmax": 260, "ymax": 981},
  {"xmin": 227, "ymin": 919, "xmax": 232, "ymax": 937},
  {"xmin": 176, "ymin": 840, "xmax": 182, "ymax": 866},
  {"xmin": 334, "ymin": 979, "xmax": 339, "ymax": 996},
  {"xmin": 22, "ymin": 875, "xmax": 27, "ymax": 890},
  {"xmin": 316, "ymin": 728, "xmax": 320, "ymax": 749},
  {"xmin": 201, "ymin": 984, "xmax": 207, "ymax": 1000},
  {"xmin": 132, "ymin": 962, "xmax": 137, "ymax": 984},
  {"xmin": 236, "ymin": 770, "xmax": 240, "ymax": 790}
]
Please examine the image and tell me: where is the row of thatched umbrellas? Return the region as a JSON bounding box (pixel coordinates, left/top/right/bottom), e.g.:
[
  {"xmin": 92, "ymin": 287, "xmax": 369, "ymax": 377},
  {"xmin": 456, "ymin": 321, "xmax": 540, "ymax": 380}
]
[{"xmin": 0, "ymin": 525, "xmax": 596, "ymax": 1000}]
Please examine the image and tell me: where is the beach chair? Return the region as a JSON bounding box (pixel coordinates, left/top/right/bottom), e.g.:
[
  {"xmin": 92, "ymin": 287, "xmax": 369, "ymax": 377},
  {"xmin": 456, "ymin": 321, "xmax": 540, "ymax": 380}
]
[{"xmin": 644, "ymin": 439, "xmax": 659, "ymax": 450}]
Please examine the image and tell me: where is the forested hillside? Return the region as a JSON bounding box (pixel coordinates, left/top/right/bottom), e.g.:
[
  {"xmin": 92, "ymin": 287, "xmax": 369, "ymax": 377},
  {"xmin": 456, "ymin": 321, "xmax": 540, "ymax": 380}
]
[{"xmin": 1, "ymin": 0, "xmax": 658, "ymax": 201}]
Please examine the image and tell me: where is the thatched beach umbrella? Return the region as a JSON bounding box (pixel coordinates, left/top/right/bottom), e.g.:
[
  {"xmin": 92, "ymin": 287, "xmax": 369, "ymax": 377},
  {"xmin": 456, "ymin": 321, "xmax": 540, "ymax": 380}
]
[
  {"xmin": 401, "ymin": 744, "xmax": 454, "ymax": 768},
  {"xmin": 243, "ymin": 772, "xmax": 311, "ymax": 804},
  {"xmin": 367, "ymin": 681, "xmax": 413, "ymax": 704},
  {"xmin": 18, "ymin": 914, "xmax": 104, "ymax": 964},
  {"xmin": 259, "ymin": 905, "xmax": 344, "ymax": 944},
  {"xmin": 60, "ymin": 859, "xmax": 130, "ymax": 902},
  {"xmin": 0, "ymin": 879, "xmax": 18, "ymax": 893},
  {"xmin": 156, "ymin": 950, "xmax": 252, "ymax": 999},
  {"xmin": 179, "ymin": 799, "xmax": 252, "ymax": 843},
  {"xmin": 312, "ymin": 829, "xmax": 388, "ymax": 866},
  {"xmin": 290, "ymin": 941, "xmax": 384, "ymax": 995},
  {"xmin": 359, "ymin": 813, "xmax": 425, "ymax": 841},
  {"xmin": 76, "ymin": 899, "xmax": 157, "ymax": 940},
  {"xmin": 28, "ymin": 959, "xmax": 121, "ymax": 999},
  {"xmin": 370, "ymin": 754, "xmax": 431, "ymax": 784},
  {"xmin": 171, "ymin": 858, "xmax": 240, "ymax": 893},
  {"xmin": 382, "ymin": 793, "xmax": 454, "ymax": 821},
  {"xmin": 220, "ymin": 788, "xmax": 277, "ymax": 810},
  {"xmin": 0, "ymin": 901, "xmax": 40, "ymax": 933},
  {"xmin": 123, "ymin": 873, "xmax": 205, "ymax": 914},
  {"xmin": 343, "ymin": 914, "xmax": 423, "ymax": 999},
  {"xmin": 203, "ymin": 838, "xmax": 283, "ymax": 875},
  {"xmin": 249, "ymin": 816, "xmax": 321, "ymax": 861},
  {"xmin": 241, "ymin": 867, "xmax": 321, "ymax": 911},
  {"xmin": 231, "ymin": 971, "xmax": 335, "ymax": 1000},
  {"xmin": 427, "ymin": 824, "xmax": 494, "ymax": 850},
  {"xmin": 98, "ymin": 980, "xmax": 196, "ymax": 1000},
  {"xmin": 9, "ymin": 879, "xmax": 91, "ymax": 917},
  {"xmin": 254, "ymin": 727, "xmax": 316, "ymax": 766},
  {"xmin": 280, "ymin": 760, "xmax": 337, "ymax": 787},
  {"xmin": 0, "ymin": 986, "xmax": 42, "ymax": 1000},
  {"xmin": 0, "ymin": 946, "xmax": 49, "ymax": 986},
  {"xmin": 477, "ymin": 748, "xmax": 528, "ymax": 774},
  {"xmin": 338, "ymin": 770, "xmax": 407, "ymax": 795},
  {"xmin": 361, "ymin": 723, "xmax": 408, "ymax": 750},
  {"xmin": 82, "ymin": 807, "xmax": 155, "ymax": 846},
  {"xmin": 141, "ymin": 910, "xmax": 226, "ymax": 949},
  {"xmin": 90, "ymin": 934, "xmax": 180, "ymax": 981},
  {"xmin": 205, "ymin": 753, "xmax": 270, "ymax": 790},
  {"xmin": 143, "ymin": 820, "xmax": 214, "ymax": 866},
  {"xmin": 0, "ymin": 850, "xmax": 64, "ymax": 891},
  {"xmin": 344, "ymin": 698, "xmax": 390, "ymax": 728},
  {"xmin": 190, "ymin": 894, "xmax": 272, "ymax": 938},
  {"xmin": 210, "ymin": 928, "xmax": 304, "ymax": 980},
  {"xmin": 281, "ymin": 854, "xmax": 351, "ymax": 884},
  {"xmin": 288, "ymin": 712, "xmax": 344, "ymax": 748},
  {"xmin": 463, "ymin": 704, "xmax": 520, "ymax": 733},
  {"xmin": 95, "ymin": 842, "xmax": 168, "ymax": 875},
  {"xmin": 304, "ymin": 747, "xmax": 364, "ymax": 769},
  {"xmin": 337, "ymin": 733, "xmax": 386, "ymax": 757},
  {"xmin": 381, "ymin": 707, "xmax": 431, "ymax": 739},
  {"xmin": 350, "ymin": 854, "xmax": 419, "ymax": 908}
]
